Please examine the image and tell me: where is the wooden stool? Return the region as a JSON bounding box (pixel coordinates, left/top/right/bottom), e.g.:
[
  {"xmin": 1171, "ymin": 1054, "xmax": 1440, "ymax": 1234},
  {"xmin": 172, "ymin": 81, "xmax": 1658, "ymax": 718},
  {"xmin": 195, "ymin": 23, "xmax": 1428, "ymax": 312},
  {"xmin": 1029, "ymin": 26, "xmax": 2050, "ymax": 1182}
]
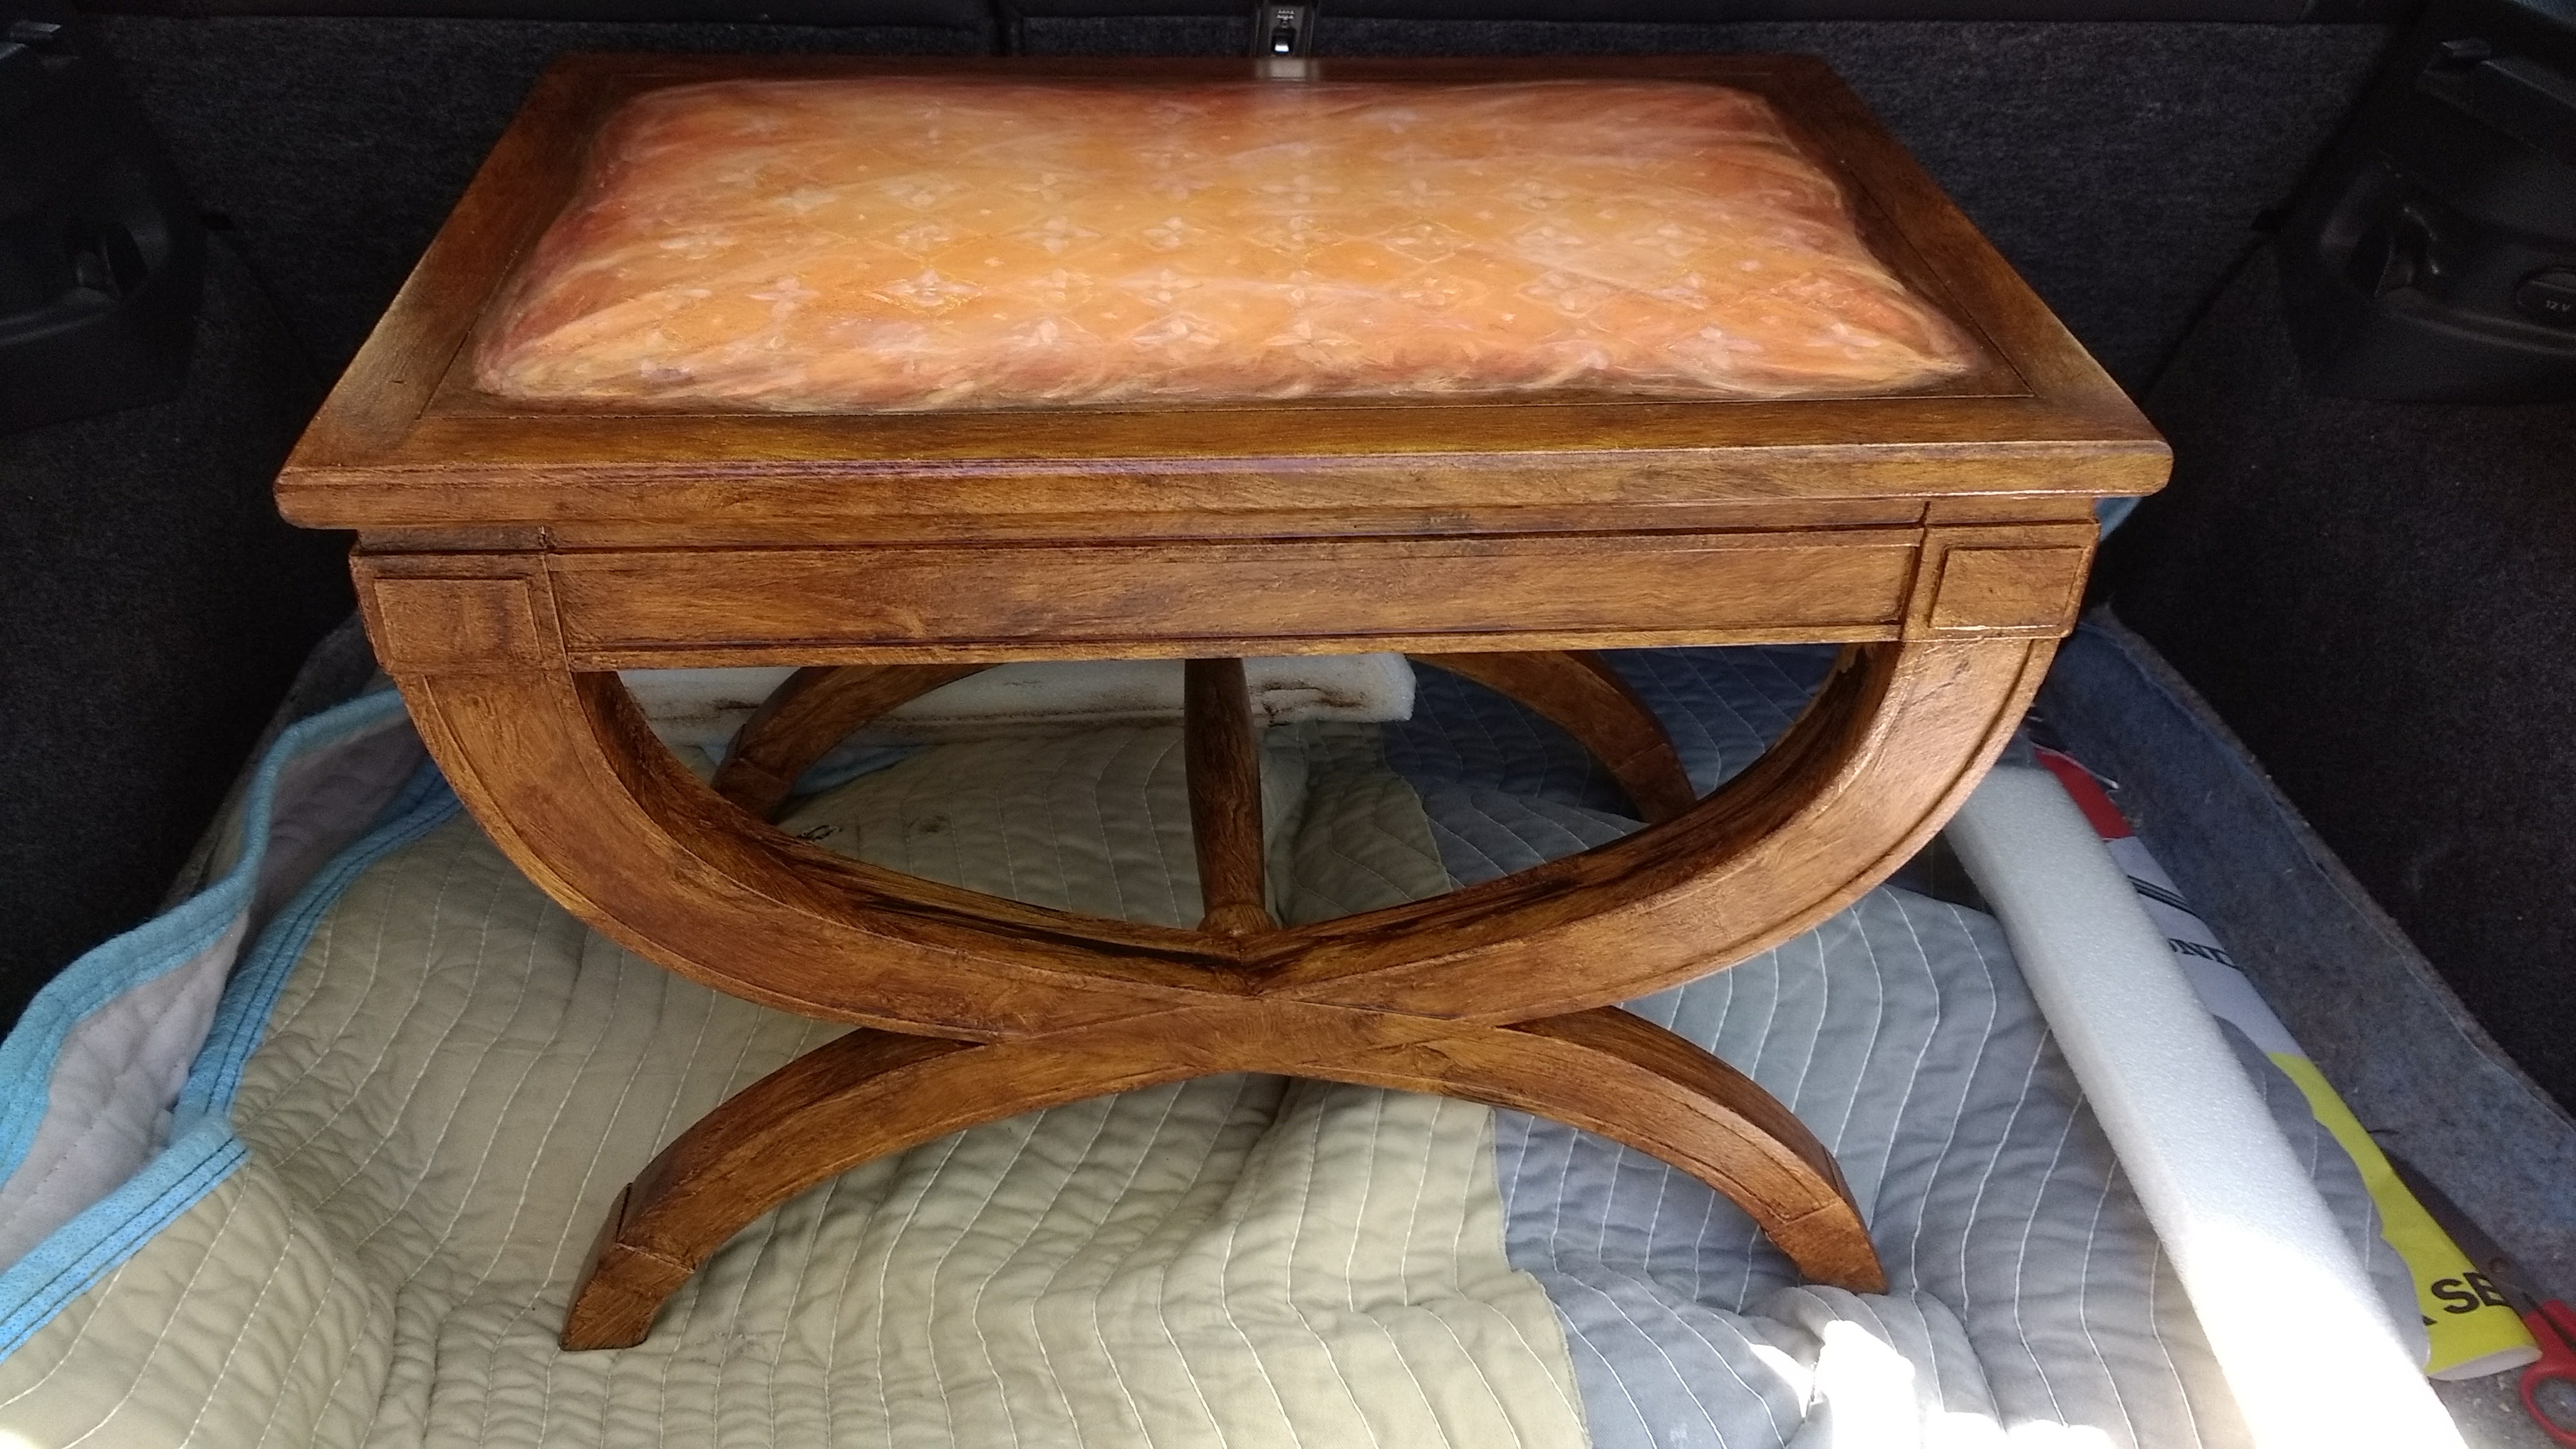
[{"xmin": 276, "ymin": 53, "xmax": 2165, "ymax": 1351}]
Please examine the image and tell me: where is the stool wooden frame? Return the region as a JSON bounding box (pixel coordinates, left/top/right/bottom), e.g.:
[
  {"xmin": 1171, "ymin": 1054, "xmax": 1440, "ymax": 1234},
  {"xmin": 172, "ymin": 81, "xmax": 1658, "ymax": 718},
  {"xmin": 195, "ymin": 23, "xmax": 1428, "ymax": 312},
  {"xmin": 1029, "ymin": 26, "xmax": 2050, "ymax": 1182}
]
[{"xmin": 277, "ymin": 52, "xmax": 2167, "ymax": 1352}]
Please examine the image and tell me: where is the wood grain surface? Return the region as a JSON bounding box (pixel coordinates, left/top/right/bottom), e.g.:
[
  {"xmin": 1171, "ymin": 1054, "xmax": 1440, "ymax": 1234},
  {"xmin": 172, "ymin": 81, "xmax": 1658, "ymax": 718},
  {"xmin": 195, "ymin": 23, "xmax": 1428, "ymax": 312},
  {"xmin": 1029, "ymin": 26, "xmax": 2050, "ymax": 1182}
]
[
  {"xmin": 708, "ymin": 662, "xmax": 990, "ymax": 816},
  {"xmin": 1185, "ymin": 658, "xmax": 1277, "ymax": 936},
  {"xmin": 1412, "ymin": 651, "xmax": 1700, "ymax": 823},
  {"xmin": 382, "ymin": 633, "xmax": 2042, "ymax": 1346},
  {"xmin": 562, "ymin": 1004, "xmax": 1878, "ymax": 1350}
]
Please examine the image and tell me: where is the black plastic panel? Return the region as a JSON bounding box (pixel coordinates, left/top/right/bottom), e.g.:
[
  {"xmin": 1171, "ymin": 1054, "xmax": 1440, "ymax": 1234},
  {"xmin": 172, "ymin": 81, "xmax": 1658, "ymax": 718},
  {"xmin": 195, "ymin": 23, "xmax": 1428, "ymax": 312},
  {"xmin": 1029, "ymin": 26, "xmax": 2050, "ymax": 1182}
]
[
  {"xmin": 84, "ymin": 0, "xmax": 989, "ymax": 24},
  {"xmin": 2280, "ymin": 0, "xmax": 2576, "ymax": 399},
  {"xmin": 1010, "ymin": 0, "xmax": 2331, "ymax": 24},
  {"xmin": 1, "ymin": 3, "xmax": 202, "ymax": 432}
]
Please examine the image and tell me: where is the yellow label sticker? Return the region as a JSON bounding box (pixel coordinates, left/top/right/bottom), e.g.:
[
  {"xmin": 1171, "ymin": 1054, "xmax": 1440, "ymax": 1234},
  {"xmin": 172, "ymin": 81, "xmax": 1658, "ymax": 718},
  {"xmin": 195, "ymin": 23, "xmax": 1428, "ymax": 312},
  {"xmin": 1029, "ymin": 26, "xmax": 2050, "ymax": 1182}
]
[{"xmin": 2269, "ymin": 1053, "xmax": 2538, "ymax": 1378}]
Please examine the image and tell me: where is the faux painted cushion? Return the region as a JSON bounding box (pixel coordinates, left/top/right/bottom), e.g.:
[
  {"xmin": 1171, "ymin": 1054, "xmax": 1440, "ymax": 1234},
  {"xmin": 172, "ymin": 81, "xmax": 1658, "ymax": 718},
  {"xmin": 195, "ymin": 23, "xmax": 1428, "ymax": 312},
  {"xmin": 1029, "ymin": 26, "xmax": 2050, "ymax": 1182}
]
[{"xmin": 475, "ymin": 76, "xmax": 1978, "ymax": 411}]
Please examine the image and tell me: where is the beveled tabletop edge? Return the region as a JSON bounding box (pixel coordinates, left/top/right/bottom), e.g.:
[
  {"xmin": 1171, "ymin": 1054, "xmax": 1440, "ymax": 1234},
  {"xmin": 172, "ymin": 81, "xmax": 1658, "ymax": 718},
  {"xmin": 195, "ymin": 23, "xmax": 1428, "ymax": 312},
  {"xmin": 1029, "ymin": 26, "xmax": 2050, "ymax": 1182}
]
[{"xmin": 280, "ymin": 51, "xmax": 2169, "ymax": 534}]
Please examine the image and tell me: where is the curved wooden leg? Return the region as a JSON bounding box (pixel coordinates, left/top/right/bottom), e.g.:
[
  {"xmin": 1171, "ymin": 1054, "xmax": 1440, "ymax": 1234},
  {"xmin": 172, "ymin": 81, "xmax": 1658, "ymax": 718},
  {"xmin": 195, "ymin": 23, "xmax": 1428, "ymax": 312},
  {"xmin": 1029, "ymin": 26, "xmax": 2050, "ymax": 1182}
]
[
  {"xmin": 716, "ymin": 651, "xmax": 1681, "ymax": 927},
  {"xmin": 564, "ymin": 1026, "xmax": 1205, "ymax": 1349},
  {"xmin": 403, "ymin": 663, "xmax": 1245, "ymax": 1037},
  {"xmin": 399, "ymin": 639, "xmax": 2041, "ymax": 1029},
  {"xmin": 1409, "ymin": 651, "xmax": 1699, "ymax": 823},
  {"xmin": 716, "ymin": 652, "xmax": 1695, "ymax": 830},
  {"xmin": 1268, "ymin": 637, "xmax": 2055, "ymax": 1019},
  {"xmin": 563, "ymin": 1004, "xmax": 1879, "ymax": 1350},
  {"xmin": 710, "ymin": 663, "xmax": 991, "ymax": 817},
  {"xmin": 1326, "ymin": 1008, "xmax": 1881, "ymax": 1292}
]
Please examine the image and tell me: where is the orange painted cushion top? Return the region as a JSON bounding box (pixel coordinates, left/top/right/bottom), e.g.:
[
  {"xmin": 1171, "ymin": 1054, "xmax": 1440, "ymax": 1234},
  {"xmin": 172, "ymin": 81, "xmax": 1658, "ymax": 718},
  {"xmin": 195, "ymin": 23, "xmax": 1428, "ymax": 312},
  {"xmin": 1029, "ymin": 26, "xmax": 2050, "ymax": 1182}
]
[{"xmin": 474, "ymin": 76, "xmax": 1981, "ymax": 412}]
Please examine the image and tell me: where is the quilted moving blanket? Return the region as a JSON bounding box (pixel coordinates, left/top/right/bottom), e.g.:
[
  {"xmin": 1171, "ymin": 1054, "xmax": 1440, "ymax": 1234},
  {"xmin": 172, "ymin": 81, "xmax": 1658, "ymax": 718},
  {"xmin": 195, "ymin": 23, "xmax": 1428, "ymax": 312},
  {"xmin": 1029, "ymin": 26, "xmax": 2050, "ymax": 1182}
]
[{"xmin": 0, "ymin": 649, "xmax": 2413, "ymax": 1448}]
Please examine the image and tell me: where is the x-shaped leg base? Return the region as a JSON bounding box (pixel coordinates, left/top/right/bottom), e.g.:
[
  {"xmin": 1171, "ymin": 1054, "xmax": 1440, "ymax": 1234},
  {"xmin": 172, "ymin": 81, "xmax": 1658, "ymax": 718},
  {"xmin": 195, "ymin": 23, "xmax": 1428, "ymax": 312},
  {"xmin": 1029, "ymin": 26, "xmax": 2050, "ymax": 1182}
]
[{"xmin": 385, "ymin": 641, "xmax": 2050, "ymax": 1350}]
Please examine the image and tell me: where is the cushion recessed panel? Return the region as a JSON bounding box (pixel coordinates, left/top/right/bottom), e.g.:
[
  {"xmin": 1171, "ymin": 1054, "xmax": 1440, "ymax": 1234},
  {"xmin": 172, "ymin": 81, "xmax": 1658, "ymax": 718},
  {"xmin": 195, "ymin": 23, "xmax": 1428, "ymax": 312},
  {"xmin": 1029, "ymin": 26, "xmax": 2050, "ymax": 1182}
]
[{"xmin": 476, "ymin": 76, "xmax": 1980, "ymax": 411}]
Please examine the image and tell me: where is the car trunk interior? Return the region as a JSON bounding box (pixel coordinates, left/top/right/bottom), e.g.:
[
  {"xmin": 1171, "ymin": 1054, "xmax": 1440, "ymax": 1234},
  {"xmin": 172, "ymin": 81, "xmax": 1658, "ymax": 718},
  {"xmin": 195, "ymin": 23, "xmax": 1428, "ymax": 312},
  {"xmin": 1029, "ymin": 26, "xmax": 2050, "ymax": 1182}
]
[{"xmin": 3, "ymin": 2, "xmax": 2572, "ymax": 1440}]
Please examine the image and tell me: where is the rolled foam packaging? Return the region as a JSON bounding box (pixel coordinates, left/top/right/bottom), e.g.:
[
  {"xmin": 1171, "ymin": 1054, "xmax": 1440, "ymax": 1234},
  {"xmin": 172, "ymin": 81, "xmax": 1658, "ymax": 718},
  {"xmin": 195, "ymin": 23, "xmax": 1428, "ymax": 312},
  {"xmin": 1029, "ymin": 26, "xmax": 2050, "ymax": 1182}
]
[{"xmin": 1946, "ymin": 766, "xmax": 2464, "ymax": 1449}]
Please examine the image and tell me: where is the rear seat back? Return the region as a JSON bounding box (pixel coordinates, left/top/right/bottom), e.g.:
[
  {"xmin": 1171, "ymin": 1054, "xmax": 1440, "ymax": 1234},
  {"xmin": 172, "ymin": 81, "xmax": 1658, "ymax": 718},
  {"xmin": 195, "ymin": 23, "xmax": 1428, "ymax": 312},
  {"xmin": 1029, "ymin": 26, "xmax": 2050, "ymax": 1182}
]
[
  {"xmin": 87, "ymin": 0, "xmax": 982, "ymax": 20},
  {"xmin": 75, "ymin": 0, "xmax": 2404, "ymax": 388},
  {"xmin": 1010, "ymin": 0, "xmax": 2357, "ymax": 27}
]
